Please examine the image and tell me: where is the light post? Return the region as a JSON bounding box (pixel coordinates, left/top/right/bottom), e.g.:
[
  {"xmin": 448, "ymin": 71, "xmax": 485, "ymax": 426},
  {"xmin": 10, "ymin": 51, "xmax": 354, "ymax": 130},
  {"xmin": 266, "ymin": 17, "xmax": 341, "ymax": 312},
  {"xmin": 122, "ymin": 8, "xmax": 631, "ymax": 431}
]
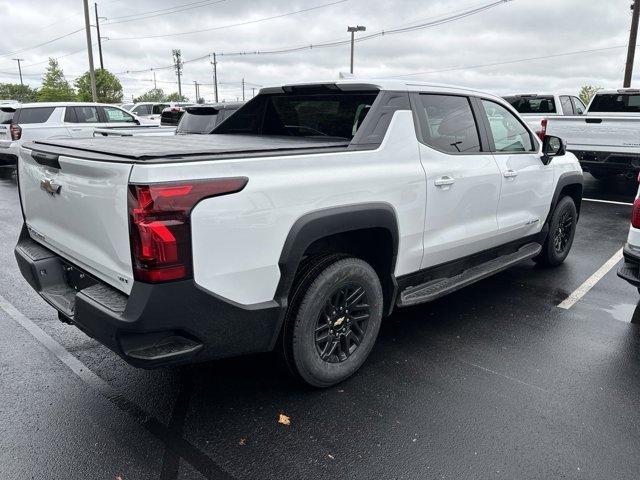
[{"xmin": 347, "ymin": 25, "xmax": 366, "ymax": 74}]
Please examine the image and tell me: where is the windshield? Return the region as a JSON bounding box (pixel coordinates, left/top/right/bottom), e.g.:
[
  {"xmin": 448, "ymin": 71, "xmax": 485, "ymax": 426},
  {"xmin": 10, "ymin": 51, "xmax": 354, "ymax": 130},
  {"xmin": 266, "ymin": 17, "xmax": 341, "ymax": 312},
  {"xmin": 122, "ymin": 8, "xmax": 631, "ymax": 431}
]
[
  {"xmin": 176, "ymin": 108, "xmax": 220, "ymax": 134},
  {"xmin": 214, "ymin": 90, "xmax": 378, "ymax": 139},
  {"xmin": 589, "ymin": 93, "xmax": 640, "ymax": 113},
  {"xmin": 503, "ymin": 96, "xmax": 557, "ymax": 114}
]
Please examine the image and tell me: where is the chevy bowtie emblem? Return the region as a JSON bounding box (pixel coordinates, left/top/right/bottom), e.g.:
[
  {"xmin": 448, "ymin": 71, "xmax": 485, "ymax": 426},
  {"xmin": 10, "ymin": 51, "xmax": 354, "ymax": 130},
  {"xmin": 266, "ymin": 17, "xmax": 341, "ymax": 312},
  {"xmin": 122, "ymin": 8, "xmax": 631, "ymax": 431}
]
[{"xmin": 40, "ymin": 178, "xmax": 61, "ymax": 196}]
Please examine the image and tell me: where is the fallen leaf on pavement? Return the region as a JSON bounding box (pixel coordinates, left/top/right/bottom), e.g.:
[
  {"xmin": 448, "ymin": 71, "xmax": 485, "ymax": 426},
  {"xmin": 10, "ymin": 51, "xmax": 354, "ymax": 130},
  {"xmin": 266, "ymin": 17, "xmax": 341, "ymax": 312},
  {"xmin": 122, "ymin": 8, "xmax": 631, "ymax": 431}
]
[{"xmin": 278, "ymin": 413, "xmax": 291, "ymax": 426}]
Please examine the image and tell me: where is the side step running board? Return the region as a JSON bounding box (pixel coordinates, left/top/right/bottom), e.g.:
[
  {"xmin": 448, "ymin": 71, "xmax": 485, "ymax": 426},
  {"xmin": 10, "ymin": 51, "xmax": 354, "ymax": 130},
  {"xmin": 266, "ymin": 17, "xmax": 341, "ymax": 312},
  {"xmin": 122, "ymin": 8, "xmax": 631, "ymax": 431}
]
[{"xmin": 398, "ymin": 242, "xmax": 542, "ymax": 307}]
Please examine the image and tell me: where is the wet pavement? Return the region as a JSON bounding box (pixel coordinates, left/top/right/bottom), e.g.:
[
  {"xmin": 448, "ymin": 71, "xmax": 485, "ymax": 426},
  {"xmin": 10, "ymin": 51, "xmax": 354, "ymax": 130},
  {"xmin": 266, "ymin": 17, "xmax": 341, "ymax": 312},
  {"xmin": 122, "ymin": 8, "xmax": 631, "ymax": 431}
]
[{"xmin": 1, "ymin": 168, "xmax": 640, "ymax": 480}]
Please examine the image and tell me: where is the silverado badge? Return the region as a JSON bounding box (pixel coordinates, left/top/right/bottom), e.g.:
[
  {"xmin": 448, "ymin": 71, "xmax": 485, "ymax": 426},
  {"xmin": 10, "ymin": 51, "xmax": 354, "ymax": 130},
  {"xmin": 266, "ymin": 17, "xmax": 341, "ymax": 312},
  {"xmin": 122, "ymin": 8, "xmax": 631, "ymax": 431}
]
[{"xmin": 40, "ymin": 178, "xmax": 61, "ymax": 196}]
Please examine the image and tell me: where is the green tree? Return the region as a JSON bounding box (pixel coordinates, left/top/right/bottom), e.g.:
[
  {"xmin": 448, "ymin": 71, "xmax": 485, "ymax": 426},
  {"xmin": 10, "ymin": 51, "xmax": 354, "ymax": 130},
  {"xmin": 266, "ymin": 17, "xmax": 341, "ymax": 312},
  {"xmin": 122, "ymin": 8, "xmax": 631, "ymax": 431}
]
[
  {"xmin": 37, "ymin": 58, "xmax": 76, "ymax": 101},
  {"xmin": 579, "ymin": 85, "xmax": 601, "ymax": 107},
  {"xmin": 0, "ymin": 83, "xmax": 38, "ymax": 102},
  {"xmin": 166, "ymin": 91, "xmax": 188, "ymax": 102},
  {"xmin": 75, "ymin": 69, "xmax": 123, "ymax": 103},
  {"xmin": 133, "ymin": 88, "xmax": 166, "ymax": 103}
]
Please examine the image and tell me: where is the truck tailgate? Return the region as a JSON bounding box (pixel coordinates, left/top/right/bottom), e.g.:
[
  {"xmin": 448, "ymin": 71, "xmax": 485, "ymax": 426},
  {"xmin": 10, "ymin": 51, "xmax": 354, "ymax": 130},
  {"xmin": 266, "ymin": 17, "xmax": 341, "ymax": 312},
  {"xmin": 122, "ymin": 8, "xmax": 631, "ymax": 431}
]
[
  {"xmin": 19, "ymin": 147, "xmax": 134, "ymax": 294},
  {"xmin": 546, "ymin": 116, "xmax": 640, "ymax": 153}
]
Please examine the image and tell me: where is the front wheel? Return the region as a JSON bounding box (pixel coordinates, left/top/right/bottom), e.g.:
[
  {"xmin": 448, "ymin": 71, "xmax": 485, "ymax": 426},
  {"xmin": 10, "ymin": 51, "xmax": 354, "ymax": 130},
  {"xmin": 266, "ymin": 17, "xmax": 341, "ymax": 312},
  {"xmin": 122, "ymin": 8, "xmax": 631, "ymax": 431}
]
[
  {"xmin": 535, "ymin": 196, "xmax": 577, "ymax": 267},
  {"xmin": 281, "ymin": 257, "xmax": 383, "ymax": 388}
]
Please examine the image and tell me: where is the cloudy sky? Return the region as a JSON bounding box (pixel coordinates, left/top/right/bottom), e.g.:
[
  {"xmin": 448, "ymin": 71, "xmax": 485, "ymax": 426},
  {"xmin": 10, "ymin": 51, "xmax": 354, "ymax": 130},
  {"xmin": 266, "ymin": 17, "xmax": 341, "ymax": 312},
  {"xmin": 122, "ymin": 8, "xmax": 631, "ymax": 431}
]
[{"xmin": 0, "ymin": 0, "xmax": 636, "ymax": 102}]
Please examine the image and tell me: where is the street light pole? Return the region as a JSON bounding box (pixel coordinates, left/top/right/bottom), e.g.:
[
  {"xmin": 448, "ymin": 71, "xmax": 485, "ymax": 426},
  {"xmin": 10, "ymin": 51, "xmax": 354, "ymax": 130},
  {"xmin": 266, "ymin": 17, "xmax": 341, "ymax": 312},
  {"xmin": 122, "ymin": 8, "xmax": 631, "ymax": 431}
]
[
  {"xmin": 12, "ymin": 59, "xmax": 24, "ymax": 86},
  {"xmin": 625, "ymin": 1, "xmax": 640, "ymax": 87},
  {"xmin": 347, "ymin": 25, "xmax": 366, "ymax": 74},
  {"xmin": 83, "ymin": 0, "xmax": 98, "ymax": 102}
]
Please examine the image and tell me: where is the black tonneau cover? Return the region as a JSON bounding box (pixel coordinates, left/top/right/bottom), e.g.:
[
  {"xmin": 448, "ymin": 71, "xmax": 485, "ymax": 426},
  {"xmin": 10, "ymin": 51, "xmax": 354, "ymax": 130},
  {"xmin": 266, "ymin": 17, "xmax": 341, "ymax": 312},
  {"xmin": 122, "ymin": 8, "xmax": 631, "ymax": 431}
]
[{"xmin": 27, "ymin": 134, "xmax": 351, "ymax": 163}]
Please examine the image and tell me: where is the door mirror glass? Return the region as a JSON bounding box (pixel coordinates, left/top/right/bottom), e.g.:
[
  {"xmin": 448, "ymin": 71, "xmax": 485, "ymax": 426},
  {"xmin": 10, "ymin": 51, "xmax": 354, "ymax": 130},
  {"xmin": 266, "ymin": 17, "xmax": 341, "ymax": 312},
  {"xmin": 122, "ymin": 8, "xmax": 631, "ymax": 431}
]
[{"xmin": 542, "ymin": 135, "xmax": 566, "ymax": 162}]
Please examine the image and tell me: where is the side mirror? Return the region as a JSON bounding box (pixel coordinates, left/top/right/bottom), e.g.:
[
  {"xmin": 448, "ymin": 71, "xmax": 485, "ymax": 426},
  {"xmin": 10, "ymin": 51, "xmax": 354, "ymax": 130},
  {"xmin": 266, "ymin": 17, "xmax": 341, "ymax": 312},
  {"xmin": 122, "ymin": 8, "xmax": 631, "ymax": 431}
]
[{"xmin": 541, "ymin": 135, "xmax": 566, "ymax": 164}]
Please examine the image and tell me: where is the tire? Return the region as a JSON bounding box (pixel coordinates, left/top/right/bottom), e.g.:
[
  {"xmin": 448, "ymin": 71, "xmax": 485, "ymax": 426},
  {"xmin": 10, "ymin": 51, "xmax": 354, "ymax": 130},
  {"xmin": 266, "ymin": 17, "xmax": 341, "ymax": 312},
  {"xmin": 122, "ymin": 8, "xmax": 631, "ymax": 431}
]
[
  {"xmin": 281, "ymin": 257, "xmax": 384, "ymax": 388},
  {"xmin": 535, "ymin": 196, "xmax": 577, "ymax": 267}
]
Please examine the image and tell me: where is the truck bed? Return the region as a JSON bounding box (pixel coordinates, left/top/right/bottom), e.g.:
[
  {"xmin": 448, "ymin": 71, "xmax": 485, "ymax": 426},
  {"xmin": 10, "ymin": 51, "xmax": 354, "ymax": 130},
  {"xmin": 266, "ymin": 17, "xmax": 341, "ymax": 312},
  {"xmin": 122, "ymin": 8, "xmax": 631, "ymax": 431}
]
[{"xmin": 25, "ymin": 134, "xmax": 351, "ymax": 163}]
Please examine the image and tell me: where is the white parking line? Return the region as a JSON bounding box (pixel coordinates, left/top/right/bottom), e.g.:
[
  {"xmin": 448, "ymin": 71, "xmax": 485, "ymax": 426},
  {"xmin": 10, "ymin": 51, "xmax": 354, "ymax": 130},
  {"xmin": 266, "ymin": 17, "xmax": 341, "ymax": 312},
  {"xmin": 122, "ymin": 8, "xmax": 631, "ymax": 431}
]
[
  {"xmin": 557, "ymin": 248, "xmax": 624, "ymax": 310},
  {"xmin": 583, "ymin": 198, "xmax": 633, "ymax": 206}
]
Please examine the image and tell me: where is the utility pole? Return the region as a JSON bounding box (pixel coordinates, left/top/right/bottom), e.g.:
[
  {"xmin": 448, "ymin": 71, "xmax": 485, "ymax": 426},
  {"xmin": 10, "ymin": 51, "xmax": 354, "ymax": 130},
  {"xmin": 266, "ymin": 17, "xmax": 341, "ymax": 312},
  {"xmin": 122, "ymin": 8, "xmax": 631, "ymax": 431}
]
[
  {"xmin": 83, "ymin": 0, "xmax": 98, "ymax": 102},
  {"xmin": 242, "ymin": 78, "xmax": 245, "ymax": 101},
  {"xmin": 153, "ymin": 71, "xmax": 157, "ymax": 89},
  {"xmin": 172, "ymin": 49, "xmax": 183, "ymax": 98},
  {"xmin": 347, "ymin": 25, "xmax": 366, "ymax": 74},
  {"xmin": 94, "ymin": 3, "xmax": 104, "ymax": 70},
  {"xmin": 211, "ymin": 53, "xmax": 219, "ymax": 103},
  {"xmin": 194, "ymin": 81, "xmax": 199, "ymax": 102},
  {"xmin": 12, "ymin": 59, "xmax": 24, "ymax": 86},
  {"xmin": 625, "ymin": 1, "xmax": 640, "ymax": 87},
  {"xmin": 252, "ymin": 87, "xmax": 255, "ymax": 98}
]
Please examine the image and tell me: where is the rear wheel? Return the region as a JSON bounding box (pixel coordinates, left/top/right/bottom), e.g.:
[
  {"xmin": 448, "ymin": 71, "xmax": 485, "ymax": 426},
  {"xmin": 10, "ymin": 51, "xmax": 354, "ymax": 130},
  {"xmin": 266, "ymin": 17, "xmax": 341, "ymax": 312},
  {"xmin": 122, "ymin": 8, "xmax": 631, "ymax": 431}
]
[
  {"xmin": 281, "ymin": 257, "xmax": 383, "ymax": 388},
  {"xmin": 535, "ymin": 196, "xmax": 577, "ymax": 267}
]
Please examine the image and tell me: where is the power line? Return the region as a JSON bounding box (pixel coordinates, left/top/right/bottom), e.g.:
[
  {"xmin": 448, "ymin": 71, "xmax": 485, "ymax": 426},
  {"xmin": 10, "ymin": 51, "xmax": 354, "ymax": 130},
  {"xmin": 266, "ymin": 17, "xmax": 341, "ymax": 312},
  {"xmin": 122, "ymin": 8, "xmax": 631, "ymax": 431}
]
[
  {"xmin": 117, "ymin": 0, "xmax": 513, "ymax": 74},
  {"xmin": 390, "ymin": 44, "xmax": 636, "ymax": 78},
  {"xmin": 108, "ymin": 0, "xmax": 349, "ymax": 40},
  {"xmin": 104, "ymin": 0, "xmax": 228, "ymax": 25},
  {"xmin": 0, "ymin": 27, "xmax": 84, "ymax": 58}
]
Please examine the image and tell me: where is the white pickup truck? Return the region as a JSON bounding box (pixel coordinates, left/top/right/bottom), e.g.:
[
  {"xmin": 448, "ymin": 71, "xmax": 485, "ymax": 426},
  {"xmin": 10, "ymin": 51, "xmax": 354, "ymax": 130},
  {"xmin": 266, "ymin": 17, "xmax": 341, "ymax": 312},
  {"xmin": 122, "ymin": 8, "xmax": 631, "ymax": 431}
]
[
  {"xmin": 502, "ymin": 93, "xmax": 586, "ymax": 135},
  {"xmin": 544, "ymin": 89, "xmax": 640, "ymax": 179},
  {"xmin": 14, "ymin": 79, "xmax": 583, "ymax": 387}
]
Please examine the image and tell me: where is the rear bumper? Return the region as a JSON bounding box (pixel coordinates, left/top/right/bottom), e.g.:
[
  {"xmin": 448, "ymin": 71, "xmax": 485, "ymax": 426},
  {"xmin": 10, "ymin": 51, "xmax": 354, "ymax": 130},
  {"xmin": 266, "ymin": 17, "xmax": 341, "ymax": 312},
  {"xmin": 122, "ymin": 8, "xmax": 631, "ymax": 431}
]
[
  {"xmin": 15, "ymin": 232, "xmax": 282, "ymax": 368},
  {"xmin": 571, "ymin": 150, "xmax": 640, "ymax": 174},
  {"xmin": 618, "ymin": 243, "xmax": 640, "ymax": 287}
]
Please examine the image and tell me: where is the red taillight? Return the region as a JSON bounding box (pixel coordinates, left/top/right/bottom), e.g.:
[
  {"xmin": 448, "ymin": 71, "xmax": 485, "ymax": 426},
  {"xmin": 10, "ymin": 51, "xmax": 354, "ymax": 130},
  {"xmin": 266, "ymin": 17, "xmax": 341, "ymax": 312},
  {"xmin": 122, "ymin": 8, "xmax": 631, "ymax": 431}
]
[
  {"xmin": 10, "ymin": 123, "xmax": 21, "ymax": 141},
  {"xmin": 633, "ymin": 198, "xmax": 640, "ymax": 229},
  {"xmin": 536, "ymin": 119, "xmax": 547, "ymax": 141},
  {"xmin": 128, "ymin": 177, "xmax": 248, "ymax": 283}
]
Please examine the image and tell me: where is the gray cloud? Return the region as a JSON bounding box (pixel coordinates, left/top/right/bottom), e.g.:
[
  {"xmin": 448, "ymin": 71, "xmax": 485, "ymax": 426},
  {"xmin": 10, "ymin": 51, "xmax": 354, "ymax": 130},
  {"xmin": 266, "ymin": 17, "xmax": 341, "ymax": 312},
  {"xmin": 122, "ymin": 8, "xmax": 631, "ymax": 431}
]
[{"xmin": 0, "ymin": 0, "xmax": 636, "ymax": 101}]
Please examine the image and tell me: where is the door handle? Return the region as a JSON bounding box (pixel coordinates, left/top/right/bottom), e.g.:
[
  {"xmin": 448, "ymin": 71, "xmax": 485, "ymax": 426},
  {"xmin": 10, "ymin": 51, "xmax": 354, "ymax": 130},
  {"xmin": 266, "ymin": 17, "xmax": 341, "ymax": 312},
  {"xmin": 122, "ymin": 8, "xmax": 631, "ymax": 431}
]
[
  {"xmin": 71, "ymin": 128, "xmax": 82, "ymax": 132},
  {"xmin": 503, "ymin": 170, "xmax": 518, "ymax": 179},
  {"xmin": 434, "ymin": 176, "xmax": 455, "ymax": 187}
]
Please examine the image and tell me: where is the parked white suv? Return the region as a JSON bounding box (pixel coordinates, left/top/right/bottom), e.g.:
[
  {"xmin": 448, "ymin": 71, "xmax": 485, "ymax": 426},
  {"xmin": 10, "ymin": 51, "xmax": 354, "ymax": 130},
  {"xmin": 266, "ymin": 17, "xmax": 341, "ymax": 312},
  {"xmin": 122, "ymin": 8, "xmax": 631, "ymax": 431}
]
[
  {"xmin": 14, "ymin": 79, "xmax": 583, "ymax": 387},
  {"xmin": 0, "ymin": 102, "xmax": 150, "ymax": 165}
]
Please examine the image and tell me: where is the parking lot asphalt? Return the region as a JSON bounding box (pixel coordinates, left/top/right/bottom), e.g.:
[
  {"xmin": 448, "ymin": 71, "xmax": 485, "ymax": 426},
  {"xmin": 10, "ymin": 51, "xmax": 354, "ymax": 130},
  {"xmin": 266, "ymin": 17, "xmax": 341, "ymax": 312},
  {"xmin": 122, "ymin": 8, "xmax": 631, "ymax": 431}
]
[{"xmin": 1, "ymin": 168, "xmax": 640, "ymax": 480}]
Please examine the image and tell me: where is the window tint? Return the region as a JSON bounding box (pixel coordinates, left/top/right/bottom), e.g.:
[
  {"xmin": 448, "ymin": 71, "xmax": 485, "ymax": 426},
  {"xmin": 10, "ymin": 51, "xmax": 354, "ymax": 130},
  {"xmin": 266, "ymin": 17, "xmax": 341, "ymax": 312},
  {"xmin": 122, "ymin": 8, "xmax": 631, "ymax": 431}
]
[
  {"xmin": 481, "ymin": 100, "xmax": 534, "ymax": 152},
  {"xmin": 152, "ymin": 104, "xmax": 168, "ymax": 114},
  {"xmin": 215, "ymin": 91, "xmax": 377, "ymax": 139},
  {"xmin": 571, "ymin": 96, "xmax": 586, "ymax": 115},
  {"xmin": 73, "ymin": 106, "xmax": 99, "ymax": 123},
  {"xmin": 0, "ymin": 108, "xmax": 15, "ymax": 124},
  {"xmin": 560, "ymin": 96, "xmax": 574, "ymax": 115},
  {"xmin": 176, "ymin": 107, "xmax": 220, "ymax": 134},
  {"xmin": 121, "ymin": 103, "xmax": 134, "ymax": 111},
  {"xmin": 416, "ymin": 94, "xmax": 481, "ymax": 153},
  {"xmin": 103, "ymin": 106, "xmax": 135, "ymax": 123},
  {"xmin": 14, "ymin": 107, "xmax": 55, "ymax": 124},
  {"xmin": 132, "ymin": 104, "xmax": 151, "ymax": 115},
  {"xmin": 589, "ymin": 93, "xmax": 640, "ymax": 113},
  {"xmin": 503, "ymin": 96, "xmax": 557, "ymax": 114}
]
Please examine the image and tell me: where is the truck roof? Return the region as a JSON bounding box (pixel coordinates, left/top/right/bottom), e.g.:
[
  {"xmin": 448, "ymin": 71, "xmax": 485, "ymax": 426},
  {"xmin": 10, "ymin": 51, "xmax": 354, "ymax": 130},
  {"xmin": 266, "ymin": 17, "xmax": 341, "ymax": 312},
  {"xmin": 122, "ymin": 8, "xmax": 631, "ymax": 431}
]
[
  {"xmin": 15, "ymin": 101, "xmax": 123, "ymax": 108},
  {"xmin": 259, "ymin": 77, "xmax": 506, "ymax": 102}
]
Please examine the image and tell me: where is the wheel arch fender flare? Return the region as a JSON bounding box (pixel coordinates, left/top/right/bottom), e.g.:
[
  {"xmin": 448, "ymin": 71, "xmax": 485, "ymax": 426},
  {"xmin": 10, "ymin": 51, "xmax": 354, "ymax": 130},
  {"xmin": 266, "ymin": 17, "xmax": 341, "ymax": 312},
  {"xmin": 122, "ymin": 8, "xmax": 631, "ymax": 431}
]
[
  {"xmin": 274, "ymin": 202, "xmax": 400, "ymax": 310},
  {"xmin": 545, "ymin": 171, "xmax": 584, "ymax": 226}
]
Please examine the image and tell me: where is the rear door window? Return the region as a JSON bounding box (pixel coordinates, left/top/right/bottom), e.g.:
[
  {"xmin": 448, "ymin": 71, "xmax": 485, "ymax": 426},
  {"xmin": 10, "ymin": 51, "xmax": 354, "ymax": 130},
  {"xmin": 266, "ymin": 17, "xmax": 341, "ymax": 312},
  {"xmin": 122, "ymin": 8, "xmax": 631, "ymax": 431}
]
[
  {"xmin": 560, "ymin": 96, "xmax": 574, "ymax": 115},
  {"xmin": 480, "ymin": 99, "xmax": 535, "ymax": 152},
  {"xmin": 73, "ymin": 106, "xmax": 100, "ymax": 123},
  {"xmin": 503, "ymin": 96, "xmax": 557, "ymax": 114},
  {"xmin": 415, "ymin": 94, "xmax": 481, "ymax": 153},
  {"xmin": 152, "ymin": 104, "xmax": 168, "ymax": 114},
  {"xmin": 13, "ymin": 107, "xmax": 56, "ymax": 124},
  {"xmin": 132, "ymin": 104, "xmax": 151, "ymax": 115}
]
